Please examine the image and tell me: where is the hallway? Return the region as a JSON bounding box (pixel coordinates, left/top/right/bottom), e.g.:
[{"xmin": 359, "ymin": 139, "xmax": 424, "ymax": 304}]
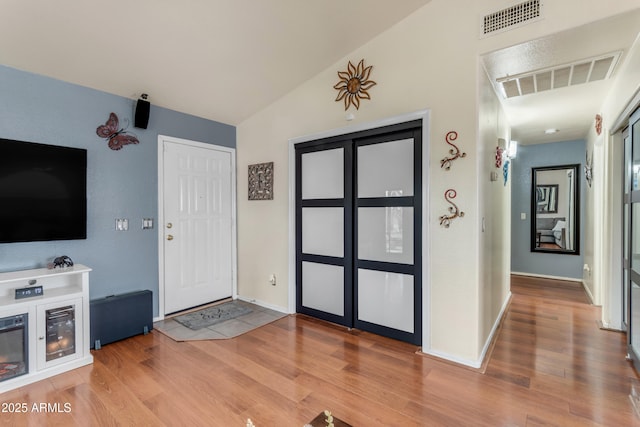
[{"xmin": 487, "ymin": 275, "xmax": 639, "ymax": 425}]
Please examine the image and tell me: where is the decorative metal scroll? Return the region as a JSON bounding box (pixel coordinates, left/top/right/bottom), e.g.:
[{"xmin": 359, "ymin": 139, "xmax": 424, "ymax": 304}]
[
  {"xmin": 584, "ymin": 150, "xmax": 593, "ymax": 188},
  {"xmin": 439, "ymin": 189, "xmax": 464, "ymax": 228},
  {"xmin": 440, "ymin": 131, "xmax": 466, "ymax": 170}
]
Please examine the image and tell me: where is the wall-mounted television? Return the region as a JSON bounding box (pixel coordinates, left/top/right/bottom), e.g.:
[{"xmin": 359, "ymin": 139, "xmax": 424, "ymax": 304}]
[{"xmin": 0, "ymin": 138, "xmax": 87, "ymax": 243}]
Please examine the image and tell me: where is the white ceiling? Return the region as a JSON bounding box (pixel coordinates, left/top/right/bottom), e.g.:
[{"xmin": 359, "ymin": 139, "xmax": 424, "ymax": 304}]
[
  {"xmin": 2, "ymin": 2, "xmax": 638, "ymax": 141},
  {"xmin": 482, "ymin": 10, "xmax": 640, "ymax": 145},
  {"xmin": 0, "ymin": 0, "xmax": 430, "ymax": 126}
]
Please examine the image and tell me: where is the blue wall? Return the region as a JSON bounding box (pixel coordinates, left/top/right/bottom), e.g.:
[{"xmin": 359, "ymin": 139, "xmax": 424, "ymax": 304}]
[
  {"xmin": 0, "ymin": 65, "xmax": 235, "ymax": 316},
  {"xmin": 511, "ymin": 139, "xmax": 585, "ymax": 279}
]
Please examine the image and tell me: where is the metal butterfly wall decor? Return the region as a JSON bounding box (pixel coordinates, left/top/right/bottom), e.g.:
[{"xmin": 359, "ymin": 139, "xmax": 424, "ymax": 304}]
[{"xmin": 96, "ymin": 112, "xmax": 139, "ymax": 150}]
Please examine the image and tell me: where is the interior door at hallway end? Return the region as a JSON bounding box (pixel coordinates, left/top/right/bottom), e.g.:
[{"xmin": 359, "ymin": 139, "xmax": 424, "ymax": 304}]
[{"xmin": 162, "ymin": 139, "xmax": 234, "ymax": 315}]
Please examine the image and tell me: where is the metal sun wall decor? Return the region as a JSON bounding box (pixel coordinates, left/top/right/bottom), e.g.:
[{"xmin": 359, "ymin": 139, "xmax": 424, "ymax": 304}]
[
  {"xmin": 334, "ymin": 59, "xmax": 377, "ymax": 110},
  {"xmin": 440, "ymin": 131, "xmax": 466, "ymax": 170},
  {"xmin": 439, "ymin": 189, "xmax": 464, "ymax": 228},
  {"xmin": 96, "ymin": 112, "xmax": 139, "ymax": 151},
  {"xmin": 248, "ymin": 162, "xmax": 274, "ymax": 200}
]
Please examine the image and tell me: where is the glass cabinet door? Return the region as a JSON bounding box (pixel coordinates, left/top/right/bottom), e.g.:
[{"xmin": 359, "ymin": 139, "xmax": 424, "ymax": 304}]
[{"xmin": 36, "ymin": 298, "xmax": 82, "ymax": 370}]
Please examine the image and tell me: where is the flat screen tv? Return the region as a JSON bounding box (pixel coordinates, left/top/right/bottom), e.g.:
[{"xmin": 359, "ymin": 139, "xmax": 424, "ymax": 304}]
[{"xmin": 0, "ymin": 138, "xmax": 87, "ymax": 243}]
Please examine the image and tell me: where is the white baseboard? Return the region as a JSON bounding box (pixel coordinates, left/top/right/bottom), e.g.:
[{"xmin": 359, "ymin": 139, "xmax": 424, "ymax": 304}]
[
  {"xmin": 581, "ymin": 280, "xmax": 595, "ymax": 305},
  {"xmin": 478, "ymin": 291, "xmax": 512, "ymax": 365},
  {"xmin": 511, "ymin": 271, "xmax": 582, "ymax": 282},
  {"xmin": 420, "ymin": 291, "xmax": 512, "ymax": 370},
  {"xmin": 237, "ymin": 295, "xmax": 289, "ymax": 314}
]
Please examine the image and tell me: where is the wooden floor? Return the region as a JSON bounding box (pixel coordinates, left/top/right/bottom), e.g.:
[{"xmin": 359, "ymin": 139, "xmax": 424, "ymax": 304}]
[{"xmin": 2, "ymin": 275, "xmax": 640, "ymax": 426}]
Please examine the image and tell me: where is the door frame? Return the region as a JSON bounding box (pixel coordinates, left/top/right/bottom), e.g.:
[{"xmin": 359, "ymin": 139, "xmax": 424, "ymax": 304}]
[
  {"xmin": 157, "ymin": 135, "xmax": 238, "ymax": 320},
  {"xmin": 287, "ymin": 109, "xmax": 431, "ymax": 347}
]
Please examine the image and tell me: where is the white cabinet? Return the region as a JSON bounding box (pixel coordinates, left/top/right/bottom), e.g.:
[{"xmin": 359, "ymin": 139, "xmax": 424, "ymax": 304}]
[{"xmin": 0, "ymin": 265, "xmax": 93, "ymax": 393}]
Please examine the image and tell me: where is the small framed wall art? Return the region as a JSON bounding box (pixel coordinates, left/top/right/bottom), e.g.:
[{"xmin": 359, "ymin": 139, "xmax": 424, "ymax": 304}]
[{"xmin": 248, "ymin": 162, "xmax": 274, "ymax": 200}]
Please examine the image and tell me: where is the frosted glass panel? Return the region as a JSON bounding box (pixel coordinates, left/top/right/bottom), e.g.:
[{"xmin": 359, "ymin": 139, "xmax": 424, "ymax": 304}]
[
  {"xmin": 302, "ymin": 148, "xmax": 344, "ymax": 199},
  {"xmin": 358, "ymin": 139, "xmax": 413, "ymax": 198},
  {"xmin": 358, "ymin": 269, "xmax": 414, "ymax": 333},
  {"xmin": 302, "ymin": 208, "xmax": 344, "ymax": 257},
  {"xmin": 358, "ymin": 207, "xmax": 413, "ymax": 264},
  {"xmin": 302, "ymin": 262, "xmax": 344, "ymax": 316}
]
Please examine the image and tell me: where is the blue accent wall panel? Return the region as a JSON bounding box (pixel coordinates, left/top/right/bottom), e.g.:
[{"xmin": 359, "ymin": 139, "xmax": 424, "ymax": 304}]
[
  {"xmin": 0, "ymin": 65, "xmax": 235, "ymax": 317},
  {"xmin": 510, "ymin": 139, "xmax": 585, "ymax": 279}
]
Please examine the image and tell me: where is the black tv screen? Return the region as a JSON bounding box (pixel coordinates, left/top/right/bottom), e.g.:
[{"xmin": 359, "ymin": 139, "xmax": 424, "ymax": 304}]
[{"xmin": 0, "ymin": 138, "xmax": 87, "ymax": 243}]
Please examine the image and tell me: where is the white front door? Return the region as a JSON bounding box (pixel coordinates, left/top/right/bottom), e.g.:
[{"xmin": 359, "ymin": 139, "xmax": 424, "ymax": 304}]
[{"xmin": 160, "ymin": 136, "xmax": 235, "ymax": 315}]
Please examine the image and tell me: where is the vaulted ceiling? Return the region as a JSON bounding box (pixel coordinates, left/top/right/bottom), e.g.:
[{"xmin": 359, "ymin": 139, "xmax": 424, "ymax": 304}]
[
  {"xmin": 0, "ymin": 0, "xmax": 431, "ymax": 125},
  {"xmin": 2, "ymin": 1, "xmax": 638, "ymax": 144}
]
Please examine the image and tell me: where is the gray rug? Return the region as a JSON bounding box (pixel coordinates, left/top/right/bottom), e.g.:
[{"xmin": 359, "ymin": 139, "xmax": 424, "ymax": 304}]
[{"xmin": 173, "ymin": 301, "xmax": 252, "ymax": 330}]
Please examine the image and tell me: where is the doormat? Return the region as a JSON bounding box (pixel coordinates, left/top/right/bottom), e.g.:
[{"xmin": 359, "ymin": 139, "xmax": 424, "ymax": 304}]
[{"xmin": 173, "ymin": 301, "xmax": 252, "ymax": 330}]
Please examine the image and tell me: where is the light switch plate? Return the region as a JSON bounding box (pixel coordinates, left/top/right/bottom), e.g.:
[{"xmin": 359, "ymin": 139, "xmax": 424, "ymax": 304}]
[{"xmin": 115, "ymin": 218, "xmax": 129, "ymax": 231}]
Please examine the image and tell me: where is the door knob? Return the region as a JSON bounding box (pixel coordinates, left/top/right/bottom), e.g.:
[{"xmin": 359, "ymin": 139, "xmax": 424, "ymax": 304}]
[
  {"xmin": 166, "ymin": 223, "xmax": 173, "ymax": 229},
  {"xmin": 167, "ymin": 235, "xmax": 174, "ymax": 241}
]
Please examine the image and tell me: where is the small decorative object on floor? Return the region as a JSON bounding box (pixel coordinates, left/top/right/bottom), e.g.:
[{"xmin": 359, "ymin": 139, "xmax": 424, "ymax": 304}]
[
  {"xmin": 307, "ymin": 410, "xmax": 351, "ymax": 427},
  {"xmin": 248, "ymin": 410, "xmax": 351, "ymax": 427}
]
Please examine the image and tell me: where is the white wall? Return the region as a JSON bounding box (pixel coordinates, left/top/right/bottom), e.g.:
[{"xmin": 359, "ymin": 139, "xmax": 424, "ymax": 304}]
[
  {"xmin": 478, "ymin": 64, "xmax": 511, "ymax": 361},
  {"xmin": 236, "ymin": 0, "xmax": 640, "ymax": 365},
  {"xmin": 597, "ymin": 22, "xmax": 640, "ymax": 328}
]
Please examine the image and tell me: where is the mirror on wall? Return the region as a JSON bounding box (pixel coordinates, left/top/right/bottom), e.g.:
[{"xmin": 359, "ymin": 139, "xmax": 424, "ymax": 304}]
[{"xmin": 531, "ymin": 164, "xmax": 580, "ymax": 254}]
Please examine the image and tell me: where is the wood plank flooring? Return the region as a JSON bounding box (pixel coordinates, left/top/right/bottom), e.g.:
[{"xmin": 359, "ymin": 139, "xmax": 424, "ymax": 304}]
[{"xmin": 2, "ymin": 275, "xmax": 640, "ymax": 426}]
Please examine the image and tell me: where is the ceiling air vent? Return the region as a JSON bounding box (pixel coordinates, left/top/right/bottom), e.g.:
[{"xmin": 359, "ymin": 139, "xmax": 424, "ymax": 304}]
[
  {"xmin": 481, "ymin": 0, "xmax": 543, "ymax": 37},
  {"xmin": 496, "ymin": 52, "xmax": 622, "ymax": 98}
]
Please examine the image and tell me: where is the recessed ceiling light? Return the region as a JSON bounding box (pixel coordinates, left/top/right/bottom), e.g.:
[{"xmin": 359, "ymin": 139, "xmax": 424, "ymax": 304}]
[{"xmin": 545, "ymin": 128, "xmax": 559, "ymax": 134}]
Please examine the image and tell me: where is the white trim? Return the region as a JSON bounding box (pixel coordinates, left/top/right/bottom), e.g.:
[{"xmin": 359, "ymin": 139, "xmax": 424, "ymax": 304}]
[
  {"xmin": 479, "ymin": 291, "xmax": 511, "ymax": 363},
  {"xmin": 510, "ymin": 271, "xmax": 583, "ymax": 282},
  {"xmin": 236, "ymin": 295, "xmax": 288, "ymax": 314},
  {"xmin": 287, "ymin": 109, "xmax": 431, "ymax": 342},
  {"xmin": 422, "ymin": 349, "xmax": 483, "ymax": 370},
  {"xmin": 510, "ymin": 272, "xmax": 596, "ymax": 304},
  {"xmin": 611, "ymin": 85, "xmax": 640, "ymax": 133},
  {"xmin": 157, "ymin": 135, "xmax": 238, "ymax": 319},
  {"xmin": 420, "ymin": 291, "xmax": 512, "ymax": 369},
  {"xmin": 582, "ymin": 280, "xmax": 596, "ymax": 305}
]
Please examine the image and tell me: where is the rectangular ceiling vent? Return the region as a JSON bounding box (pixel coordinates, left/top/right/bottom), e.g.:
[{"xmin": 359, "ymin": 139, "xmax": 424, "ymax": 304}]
[
  {"xmin": 481, "ymin": 0, "xmax": 543, "ymax": 37},
  {"xmin": 496, "ymin": 52, "xmax": 622, "ymax": 98}
]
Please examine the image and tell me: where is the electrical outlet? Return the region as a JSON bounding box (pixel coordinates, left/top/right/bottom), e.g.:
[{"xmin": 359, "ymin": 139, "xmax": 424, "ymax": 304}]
[{"xmin": 269, "ymin": 274, "xmax": 276, "ymax": 286}]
